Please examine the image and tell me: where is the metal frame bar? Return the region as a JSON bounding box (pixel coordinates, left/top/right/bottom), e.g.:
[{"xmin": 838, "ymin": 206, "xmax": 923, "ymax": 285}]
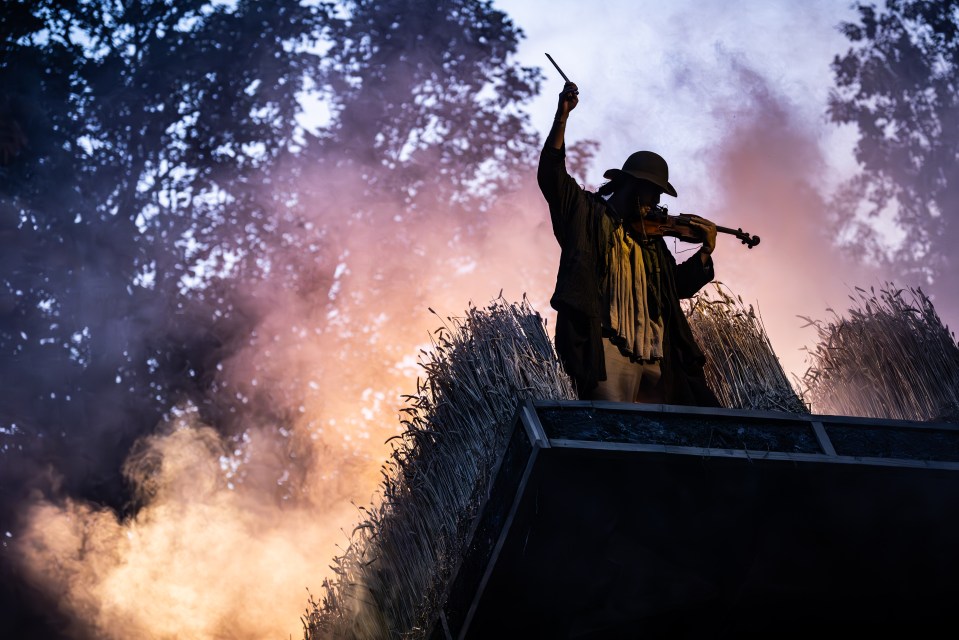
[
  {"xmin": 457, "ymin": 400, "xmax": 548, "ymax": 639},
  {"xmin": 547, "ymin": 438, "xmax": 959, "ymax": 471},
  {"xmin": 444, "ymin": 399, "xmax": 959, "ymax": 638},
  {"xmin": 532, "ymin": 399, "xmax": 959, "ymax": 431}
]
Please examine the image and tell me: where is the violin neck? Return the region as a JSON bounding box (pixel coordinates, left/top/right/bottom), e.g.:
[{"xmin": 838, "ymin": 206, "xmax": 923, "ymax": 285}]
[{"xmin": 715, "ymin": 223, "xmax": 760, "ymax": 248}]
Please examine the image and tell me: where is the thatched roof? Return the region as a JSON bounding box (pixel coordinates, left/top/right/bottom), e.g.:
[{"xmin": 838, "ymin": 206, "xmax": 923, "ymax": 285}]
[
  {"xmin": 686, "ymin": 282, "xmax": 807, "ymax": 414},
  {"xmin": 302, "ymin": 297, "xmax": 575, "ymax": 639},
  {"xmin": 801, "ymin": 284, "xmax": 959, "ymax": 421}
]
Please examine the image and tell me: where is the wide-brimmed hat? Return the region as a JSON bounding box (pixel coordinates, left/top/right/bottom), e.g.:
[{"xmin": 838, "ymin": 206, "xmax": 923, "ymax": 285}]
[{"xmin": 603, "ymin": 150, "xmax": 677, "ymax": 197}]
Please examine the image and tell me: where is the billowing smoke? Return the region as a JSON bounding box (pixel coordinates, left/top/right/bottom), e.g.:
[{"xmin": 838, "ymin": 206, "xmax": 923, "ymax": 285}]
[
  {"xmin": 9, "ymin": 149, "xmax": 560, "ymax": 639},
  {"xmin": 692, "ymin": 55, "xmax": 883, "ymax": 383},
  {"xmin": 18, "ymin": 417, "xmax": 354, "ymax": 640},
  {"xmin": 1, "ymin": 1, "xmax": 557, "ymax": 635}
]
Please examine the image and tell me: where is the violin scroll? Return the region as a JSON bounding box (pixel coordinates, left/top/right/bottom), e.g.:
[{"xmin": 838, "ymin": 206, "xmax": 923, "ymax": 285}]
[{"xmin": 729, "ymin": 227, "xmax": 760, "ymax": 249}]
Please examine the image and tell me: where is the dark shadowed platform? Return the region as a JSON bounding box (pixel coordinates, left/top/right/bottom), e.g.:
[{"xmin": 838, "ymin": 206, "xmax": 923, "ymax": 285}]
[{"xmin": 430, "ymin": 401, "xmax": 959, "ymax": 639}]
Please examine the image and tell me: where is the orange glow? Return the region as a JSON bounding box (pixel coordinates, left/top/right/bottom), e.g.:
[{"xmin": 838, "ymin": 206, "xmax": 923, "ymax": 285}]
[
  {"xmin": 15, "ymin": 171, "xmax": 562, "ymax": 637},
  {"xmin": 19, "ymin": 421, "xmax": 355, "ymax": 639}
]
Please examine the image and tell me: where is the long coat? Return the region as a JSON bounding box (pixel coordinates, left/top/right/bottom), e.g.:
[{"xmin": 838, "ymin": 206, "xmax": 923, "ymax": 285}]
[{"xmin": 538, "ymin": 144, "xmax": 719, "ymax": 407}]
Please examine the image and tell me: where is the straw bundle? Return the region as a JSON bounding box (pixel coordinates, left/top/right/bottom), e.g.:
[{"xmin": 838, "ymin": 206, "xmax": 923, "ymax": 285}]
[
  {"xmin": 302, "ymin": 296, "xmax": 576, "ymax": 640},
  {"xmin": 800, "ymin": 284, "xmax": 959, "ymax": 422},
  {"xmin": 685, "ymin": 282, "xmax": 808, "ymax": 414}
]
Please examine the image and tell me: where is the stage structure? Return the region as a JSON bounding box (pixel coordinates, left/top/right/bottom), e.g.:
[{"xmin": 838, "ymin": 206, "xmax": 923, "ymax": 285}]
[{"xmin": 431, "ymin": 400, "xmax": 959, "ymax": 639}]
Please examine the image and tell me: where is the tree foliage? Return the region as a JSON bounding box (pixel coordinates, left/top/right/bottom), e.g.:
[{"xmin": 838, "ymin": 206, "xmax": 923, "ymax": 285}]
[
  {"xmin": 1, "ymin": 0, "xmax": 337, "ymax": 510},
  {"xmin": 0, "ymin": 0, "xmax": 540, "ymax": 515},
  {"xmin": 828, "ymin": 0, "xmax": 959, "ymax": 283},
  {"xmin": 322, "ymin": 0, "xmax": 540, "ymax": 208}
]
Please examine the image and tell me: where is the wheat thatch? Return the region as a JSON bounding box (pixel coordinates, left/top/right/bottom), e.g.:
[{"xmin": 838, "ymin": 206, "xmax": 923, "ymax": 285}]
[
  {"xmin": 302, "ymin": 296, "xmax": 576, "ymax": 640},
  {"xmin": 685, "ymin": 282, "xmax": 808, "ymax": 414},
  {"xmin": 303, "ymin": 284, "xmax": 824, "ymax": 638},
  {"xmin": 800, "ymin": 284, "xmax": 959, "ymax": 422}
]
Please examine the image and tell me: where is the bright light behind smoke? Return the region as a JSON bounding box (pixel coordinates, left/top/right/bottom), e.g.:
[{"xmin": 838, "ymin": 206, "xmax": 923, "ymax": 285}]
[
  {"xmin": 17, "ymin": 162, "xmax": 559, "ymax": 639},
  {"xmin": 19, "ymin": 418, "xmax": 355, "ymax": 640}
]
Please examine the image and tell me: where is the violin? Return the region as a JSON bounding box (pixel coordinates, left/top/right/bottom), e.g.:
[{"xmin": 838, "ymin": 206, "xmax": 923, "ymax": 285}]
[{"xmin": 631, "ymin": 207, "xmax": 760, "ymax": 249}]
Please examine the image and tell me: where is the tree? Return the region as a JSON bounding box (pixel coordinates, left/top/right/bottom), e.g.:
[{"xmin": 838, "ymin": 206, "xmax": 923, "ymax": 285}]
[
  {"xmin": 0, "ymin": 0, "xmax": 340, "ymax": 510},
  {"xmin": 0, "ymin": 0, "xmax": 540, "ymax": 514},
  {"xmin": 319, "ymin": 0, "xmax": 539, "ymax": 208},
  {"xmin": 828, "ymin": 0, "xmax": 959, "ymax": 287}
]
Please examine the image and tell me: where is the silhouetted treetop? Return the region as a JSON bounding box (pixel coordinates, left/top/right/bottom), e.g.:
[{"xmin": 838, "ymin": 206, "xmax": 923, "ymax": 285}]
[
  {"xmin": 0, "ymin": 0, "xmax": 540, "ymax": 514},
  {"xmin": 828, "ymin": 0, "xmax": 958, "ymax": 283}
]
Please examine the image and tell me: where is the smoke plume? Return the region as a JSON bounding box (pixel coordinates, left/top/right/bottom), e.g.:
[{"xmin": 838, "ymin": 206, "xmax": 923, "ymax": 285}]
[
  {"xmin": 692, "ymin": 53, "xmax": 883, "ymax": 384},
  {"xmin": 11, "ymin": 149, "xmax": 560, "ymax": 638}
]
